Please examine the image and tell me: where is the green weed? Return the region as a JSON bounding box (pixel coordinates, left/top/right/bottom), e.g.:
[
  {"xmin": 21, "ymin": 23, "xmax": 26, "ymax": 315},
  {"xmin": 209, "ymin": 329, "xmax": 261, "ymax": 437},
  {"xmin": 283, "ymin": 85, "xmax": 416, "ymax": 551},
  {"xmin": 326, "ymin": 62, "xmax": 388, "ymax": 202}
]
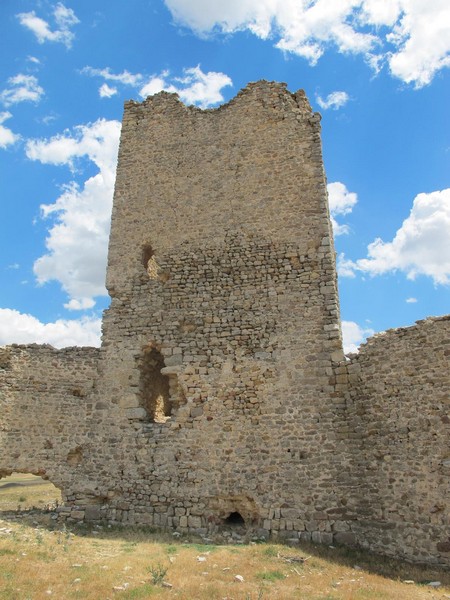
[
  {"xmin": 121, "ymin": 584, "xmax": 157, "ymax": 598},
  {"xmin": 148, "ymin": 563, "xmax": 168, "ymax": 585},
  {"xmin": 256, "ymin": 570, "xmax": 285, "ymax": 581},
  {"xmin": 262, "ymin": 545, "xmax": 278, "ymax": 557}
]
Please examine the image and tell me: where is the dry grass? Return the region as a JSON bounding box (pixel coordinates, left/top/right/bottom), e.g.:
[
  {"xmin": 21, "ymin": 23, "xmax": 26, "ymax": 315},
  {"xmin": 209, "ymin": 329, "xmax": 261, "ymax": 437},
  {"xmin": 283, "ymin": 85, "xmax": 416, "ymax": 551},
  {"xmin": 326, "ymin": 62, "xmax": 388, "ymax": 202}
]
[
  {"xmin": 1, "ymin": 475, "xmax": 449, "ymax": 600},
  {"xmin": 0, "ymin": 473, "xmax": 62, "ymax": 511}
]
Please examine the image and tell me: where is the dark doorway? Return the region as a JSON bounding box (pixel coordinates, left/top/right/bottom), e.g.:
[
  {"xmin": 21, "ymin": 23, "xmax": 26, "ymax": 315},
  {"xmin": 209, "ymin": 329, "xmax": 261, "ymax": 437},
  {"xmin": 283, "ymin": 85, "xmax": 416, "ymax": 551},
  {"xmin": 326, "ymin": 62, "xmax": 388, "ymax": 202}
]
[{"xmin": 224, "ymin": 511, "xmax": 245, "ymax": 526}]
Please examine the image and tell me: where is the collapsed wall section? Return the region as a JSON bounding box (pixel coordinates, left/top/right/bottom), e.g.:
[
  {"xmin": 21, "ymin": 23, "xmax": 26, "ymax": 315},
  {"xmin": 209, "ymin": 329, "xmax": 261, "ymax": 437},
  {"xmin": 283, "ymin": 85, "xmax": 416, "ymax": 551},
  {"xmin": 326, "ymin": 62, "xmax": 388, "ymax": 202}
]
[
  {"xmin": 0, "ymin": 344, "xmax": 99, "ymax": 500},
  {"xmin": 345, "ymin": 316, "xmax": 450, "ymax": 566}
]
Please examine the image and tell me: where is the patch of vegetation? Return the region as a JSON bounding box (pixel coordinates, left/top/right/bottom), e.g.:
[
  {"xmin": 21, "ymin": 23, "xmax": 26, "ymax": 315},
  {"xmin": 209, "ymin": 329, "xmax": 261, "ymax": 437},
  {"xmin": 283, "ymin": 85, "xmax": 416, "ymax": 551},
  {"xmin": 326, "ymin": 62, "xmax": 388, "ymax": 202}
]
[
  {"xmin": 148, "ymin": 563, "xmax": 168, "ymax": 585},
  {"xmin": 35, "ymin": 550, "xmax": 55, "ymax": 562},
  {"xmin": 262, "ymin": 545, "xmax": 278, "ymax": 557},
  {"xmin": 121, "ymin": 541, "xmax": 138, "ymax": 553},
  {"xmin": 256, "ymin": 570, "xmax": 285, "ymax": 581},
  {"xmin": 121, "ymin": 584, "xmax": 157, "ymax": 598},
  {"xmin": 183, "ymin": 542, "xmax": 218, "ymax": 552}
]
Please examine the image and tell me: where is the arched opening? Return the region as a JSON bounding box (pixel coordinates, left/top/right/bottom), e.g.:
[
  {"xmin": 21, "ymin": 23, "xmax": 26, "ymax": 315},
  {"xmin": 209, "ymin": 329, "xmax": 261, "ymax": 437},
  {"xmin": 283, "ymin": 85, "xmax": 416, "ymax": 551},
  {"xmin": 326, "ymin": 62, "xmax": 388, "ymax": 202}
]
[
  {"xmin": 141, "ymin": 244, "xmax": 170, "ymax": 282},
  {"xmin": 139, "ymin": 346, "xmax": 172, "ymax": 423},
  {"xmin": 0, "ymin": 472, "xmax": 61, "ymax": 513},
  {"xmin": 224, "ymin": 511, "xmax": 245, "ymax": 526},
  {"xmin": 142, "ymin": 244, "xmax": 154, "ymax": 271}
]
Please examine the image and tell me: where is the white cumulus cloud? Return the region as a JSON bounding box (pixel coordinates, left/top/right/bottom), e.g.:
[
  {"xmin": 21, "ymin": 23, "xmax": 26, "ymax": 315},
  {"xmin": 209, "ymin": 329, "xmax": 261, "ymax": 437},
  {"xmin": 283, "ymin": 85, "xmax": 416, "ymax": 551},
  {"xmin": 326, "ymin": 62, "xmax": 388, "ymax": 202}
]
[
  {"xmin": 338, "ymin": 188, "xmax": 450, "ymax": 285},
  {"xmin": 64, "ymin": 298, "xmax": 96, "ymax": 311},
  {"xmin": 387, "ymin": 0, "xmax": 450, "ymax": 87},
  {"xmin": 26, "ymin": 118, "xmax": 121, "ymax": 307},
  {"xmin": 99, "ymin": 83, "xmax": 118, "ymax": 98},
  {"xmin": 337, "ymin": 253, "xmax": 357, "ymax": 278},
  {"xmin": 353, "ymin": 188, "xmax": 450, "ymax": 285},
  {"xmin": 83, "ymin": 64, "xmax": 232, "ymax": 108},
  {"xmin": 81, "ymin": 66, "xmax": 143, "ymax": 87},
  {"xmin": 316, "ymin": 91, "xmax": 349, "ymax": 110},
  {"xmin": 170, "ymin": 66, "xmax": 233, "ymax": 107},
  {"xmin": 140, "ymin": 66, "xmax": 232, "ymax": 108},
  {"xmin": 327, "ymin": 181, "xmax": 358, "ymax": 236},
  {"xmin": 341, "ymin": 320, "xmax": 374, "ymax": 354},
  {"xmin": 17, "ymin": 2, "xmax": 79, "ymax": 49},
  {"xmin": 0, "ymin": 308, "xmax": 101, "ymax": 348},
  {"xmin": 164, "ymin": 0, "xmax": 450, "ymax": 87},
  {"xmin": 0, "ymin": 74, "xmax": 44, "ymax": 107},
  {"xmin": 0, "ymin": 112, "xmax": 19, "ymax": 148}
]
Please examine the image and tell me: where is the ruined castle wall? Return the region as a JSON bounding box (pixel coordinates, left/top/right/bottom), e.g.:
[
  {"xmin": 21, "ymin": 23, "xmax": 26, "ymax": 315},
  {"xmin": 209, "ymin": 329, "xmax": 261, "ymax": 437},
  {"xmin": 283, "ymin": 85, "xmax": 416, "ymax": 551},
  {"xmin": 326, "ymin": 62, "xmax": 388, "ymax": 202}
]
[
  {"xmin": 0, "ymin": 345, "xmax": 99, "ymax": 498},
  {"xmin": 346, "ymin": 316, "xmax": 450, "ymax": 565},
  {"xmin": 1, "ymin": 82, "xmax": 447, "ymax": 565},
  {"xmin": 86, "ymin": 81, "xmax": 352, "ymax": 539}
]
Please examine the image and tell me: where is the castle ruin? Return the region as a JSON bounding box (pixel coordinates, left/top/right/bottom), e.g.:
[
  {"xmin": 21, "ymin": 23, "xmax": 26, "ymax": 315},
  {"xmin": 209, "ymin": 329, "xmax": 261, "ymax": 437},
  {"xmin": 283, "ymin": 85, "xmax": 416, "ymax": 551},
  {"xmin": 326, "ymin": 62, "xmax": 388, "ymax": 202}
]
[{"xmin": 1, "ymin": 81, "xmax": 449, "ymax": 566}]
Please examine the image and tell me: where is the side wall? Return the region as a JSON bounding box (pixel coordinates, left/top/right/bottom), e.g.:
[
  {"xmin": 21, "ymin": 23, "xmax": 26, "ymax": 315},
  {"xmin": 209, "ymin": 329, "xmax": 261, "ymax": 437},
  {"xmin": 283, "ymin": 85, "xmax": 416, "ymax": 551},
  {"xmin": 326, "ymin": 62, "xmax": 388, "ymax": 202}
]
[
  {"xmin": 346, "ymin": 316, "xmax": 450, "ymax": 565},
  {"xmin": 0, "ymin": 345, "xmax": 99, "ymax": 500}
]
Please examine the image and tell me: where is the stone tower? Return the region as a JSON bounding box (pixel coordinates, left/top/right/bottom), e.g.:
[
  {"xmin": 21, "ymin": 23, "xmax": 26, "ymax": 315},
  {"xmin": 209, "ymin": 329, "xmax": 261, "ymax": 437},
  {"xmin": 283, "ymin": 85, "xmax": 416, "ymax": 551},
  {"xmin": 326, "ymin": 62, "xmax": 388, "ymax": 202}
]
[{"xmin": 96, "ymin": 80, "xmax": 348, "ymax": 530}]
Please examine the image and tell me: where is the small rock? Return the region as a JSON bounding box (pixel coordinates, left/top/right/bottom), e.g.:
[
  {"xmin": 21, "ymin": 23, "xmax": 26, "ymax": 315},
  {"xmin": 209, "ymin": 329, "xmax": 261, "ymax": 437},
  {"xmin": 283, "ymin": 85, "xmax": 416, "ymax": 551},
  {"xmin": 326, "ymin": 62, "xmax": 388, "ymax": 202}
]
[
  {"xmin": 72, "ymin": 578, "xmax": 81, "ymax": 584},
  {"xmin": 427, "ymin": 581, "xmax": 441, "ymax": 588},
  {"xmin": 234, "ymin": 575, "xmax": 244, "ymax": 582},
  {"xmin": 403, "ymin": 580, "xmax": 415, "ymax": 584},
  {"xmin": 197, "ymin": 556, "xmax": 207, "ymax": 562},
  {"xmin": 112, "ymin": 583, "xmax": 130, "ymax": 592},
  {"xmin": 162, "ymin": 582, "xmax": 173, "ymax": 588}
]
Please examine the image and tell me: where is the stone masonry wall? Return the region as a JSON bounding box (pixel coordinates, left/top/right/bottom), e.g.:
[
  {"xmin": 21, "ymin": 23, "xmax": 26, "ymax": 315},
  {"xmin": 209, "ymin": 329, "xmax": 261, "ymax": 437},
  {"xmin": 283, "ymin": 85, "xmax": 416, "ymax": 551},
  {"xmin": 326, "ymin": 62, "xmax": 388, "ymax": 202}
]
[
  {"xmin": 0, "ymin": 345, "xmax": 99, "ymax": 501},
  {"xmin": 88, "ymin": 81, "xmax": 351, "ymax": 539},
  {"xmin": 0, "ymin": 82, "xmax": 448, "ymax": 566},
  {"xmin": 345, "ymin": 316, "xmax": 450, "ymax": 565}
]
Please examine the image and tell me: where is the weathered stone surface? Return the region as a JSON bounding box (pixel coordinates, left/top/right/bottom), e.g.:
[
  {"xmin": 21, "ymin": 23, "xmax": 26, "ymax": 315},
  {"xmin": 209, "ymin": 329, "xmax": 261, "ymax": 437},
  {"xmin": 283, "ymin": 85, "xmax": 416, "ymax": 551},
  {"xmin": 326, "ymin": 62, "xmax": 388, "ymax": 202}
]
[
  {"xmin": 334, "ymin": 532, "xmax": 357, "ymax": 546},
  {"xmin": 0, "ymin": 81, "xmax": 448, "ymax": 567}
]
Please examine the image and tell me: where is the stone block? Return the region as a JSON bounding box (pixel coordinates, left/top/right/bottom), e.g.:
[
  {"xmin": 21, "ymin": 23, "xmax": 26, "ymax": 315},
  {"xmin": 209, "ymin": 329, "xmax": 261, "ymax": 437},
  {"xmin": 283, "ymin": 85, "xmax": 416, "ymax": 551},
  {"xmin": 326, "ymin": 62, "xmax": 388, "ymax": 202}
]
[
  {"xmin": 334, "ymin": 532, "xmax": 357, "ymax": 546},
  {"xmin": 84, "ymin": 506, "xmax": 102, "ymax": 521}
]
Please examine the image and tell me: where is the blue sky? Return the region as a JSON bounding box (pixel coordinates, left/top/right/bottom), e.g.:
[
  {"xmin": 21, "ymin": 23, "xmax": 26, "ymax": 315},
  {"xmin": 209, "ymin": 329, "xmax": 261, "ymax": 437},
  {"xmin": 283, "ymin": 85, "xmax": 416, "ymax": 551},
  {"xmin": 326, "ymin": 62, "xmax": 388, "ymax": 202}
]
[{"xmin": 0, "ymin": 0, "xmax": 449, "ymax": 353}]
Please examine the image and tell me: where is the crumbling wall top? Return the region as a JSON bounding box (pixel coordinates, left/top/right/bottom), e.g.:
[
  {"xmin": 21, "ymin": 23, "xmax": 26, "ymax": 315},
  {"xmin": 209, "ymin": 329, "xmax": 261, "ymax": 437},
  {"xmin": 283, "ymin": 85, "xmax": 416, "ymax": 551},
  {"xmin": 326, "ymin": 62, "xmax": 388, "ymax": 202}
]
[{"xmin": 124, "ymin": 80, "xmax": 317, "ymax": 120}]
